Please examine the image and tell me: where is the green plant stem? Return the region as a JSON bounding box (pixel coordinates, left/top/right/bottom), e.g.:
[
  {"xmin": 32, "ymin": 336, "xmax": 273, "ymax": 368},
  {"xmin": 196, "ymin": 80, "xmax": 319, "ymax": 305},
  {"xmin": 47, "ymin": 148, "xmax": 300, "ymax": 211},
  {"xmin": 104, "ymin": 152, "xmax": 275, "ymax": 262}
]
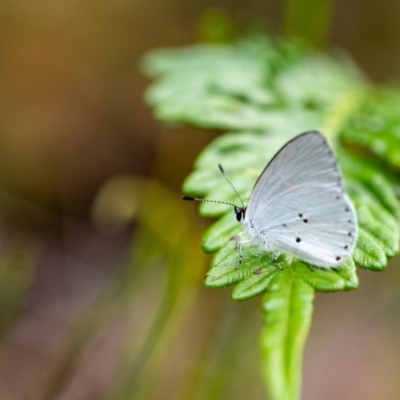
[{"xmin": 261, "ymin": 271, "xmax": 314, "ymax": 400}]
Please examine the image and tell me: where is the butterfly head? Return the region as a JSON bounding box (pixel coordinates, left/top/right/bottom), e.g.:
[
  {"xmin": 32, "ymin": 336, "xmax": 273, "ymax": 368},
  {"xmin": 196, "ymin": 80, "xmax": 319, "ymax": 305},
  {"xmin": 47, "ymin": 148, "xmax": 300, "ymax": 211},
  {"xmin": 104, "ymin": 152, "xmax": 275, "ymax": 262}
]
[
  {"xmin": 234, "ymin": 206, "xmax": 246, "ymax": 222},
  {"xmin": 182, "ymin": 164, "xmax": 246, "ymax": 222}
]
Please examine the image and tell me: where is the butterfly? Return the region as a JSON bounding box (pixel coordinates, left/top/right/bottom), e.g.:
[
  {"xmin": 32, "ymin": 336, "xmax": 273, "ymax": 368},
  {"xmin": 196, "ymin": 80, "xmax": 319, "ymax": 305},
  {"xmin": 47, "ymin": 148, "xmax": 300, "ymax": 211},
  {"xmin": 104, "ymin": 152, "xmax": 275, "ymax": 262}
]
[{"xmin": 183, "ymin": 131, "xmax": 358, "ymax": 269}]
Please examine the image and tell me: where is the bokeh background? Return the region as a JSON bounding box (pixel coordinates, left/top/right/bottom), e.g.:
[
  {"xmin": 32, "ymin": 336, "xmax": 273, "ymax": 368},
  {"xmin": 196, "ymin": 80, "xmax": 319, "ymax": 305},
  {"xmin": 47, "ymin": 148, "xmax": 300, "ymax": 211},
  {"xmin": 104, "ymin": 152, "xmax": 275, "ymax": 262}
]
[{"xmin": 0, "ymin": 1, "xmax": 400, "ymax": 399}]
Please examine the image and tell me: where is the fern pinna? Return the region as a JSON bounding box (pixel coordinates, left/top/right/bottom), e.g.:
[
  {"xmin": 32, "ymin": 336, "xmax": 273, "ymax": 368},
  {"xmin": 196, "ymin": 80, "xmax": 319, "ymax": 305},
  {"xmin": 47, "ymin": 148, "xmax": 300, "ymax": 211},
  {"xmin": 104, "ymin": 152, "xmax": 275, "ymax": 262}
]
[{"xmin": 142, "ymin": 37, "xmax": 400, "ymax": 400}]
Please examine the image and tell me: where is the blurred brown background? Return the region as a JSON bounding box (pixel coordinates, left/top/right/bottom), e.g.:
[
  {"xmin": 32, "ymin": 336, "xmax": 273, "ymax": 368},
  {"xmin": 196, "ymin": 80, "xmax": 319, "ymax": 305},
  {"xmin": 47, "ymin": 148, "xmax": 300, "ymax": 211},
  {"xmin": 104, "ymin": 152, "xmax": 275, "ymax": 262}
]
[
  {"xmin": 0, "ymin": 0, "xmax": 400, "ymax": 215},
  {"xmin": 0, "ymin": 1, "xmax": 400, "ymax": 399}
]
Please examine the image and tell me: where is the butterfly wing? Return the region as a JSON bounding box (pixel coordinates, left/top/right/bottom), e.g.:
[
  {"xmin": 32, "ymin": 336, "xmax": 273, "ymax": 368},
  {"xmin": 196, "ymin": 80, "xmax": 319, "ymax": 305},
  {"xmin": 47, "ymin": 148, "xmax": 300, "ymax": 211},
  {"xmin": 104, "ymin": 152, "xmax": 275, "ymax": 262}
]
[{"xmin": 244, "ymin": 131, "xmax": 357, "ymax": 268}]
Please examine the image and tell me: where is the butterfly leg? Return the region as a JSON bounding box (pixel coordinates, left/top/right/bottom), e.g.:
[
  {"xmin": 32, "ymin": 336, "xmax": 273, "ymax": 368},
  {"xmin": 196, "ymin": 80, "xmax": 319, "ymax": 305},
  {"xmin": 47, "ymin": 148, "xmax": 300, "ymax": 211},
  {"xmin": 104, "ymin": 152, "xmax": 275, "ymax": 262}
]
[
  {"xmin": 273, "ymin": 252, "xmax": 283, "ymax": 270},
  {"xmin": 233, "ymin": 241, "xmax": 243, "ymax": 269},
  {"xmin": 231, "ymin": 231, "xmax": 252, "ymax": 269},
  {"xmin": 236, "ymin": 243, "xmax": 243, "ymax": 269},
  {"xmin": 265, "ymin": 241, "xmax": 282, "ymax": 270}
]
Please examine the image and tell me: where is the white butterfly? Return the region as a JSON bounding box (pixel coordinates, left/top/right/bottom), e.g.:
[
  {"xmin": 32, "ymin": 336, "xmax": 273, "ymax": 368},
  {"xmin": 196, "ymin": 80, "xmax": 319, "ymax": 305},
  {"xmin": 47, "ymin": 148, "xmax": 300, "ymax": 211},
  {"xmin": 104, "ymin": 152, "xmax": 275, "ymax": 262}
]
[{"xmin": 184, "ymin": 131, "xmax": 358, "ymax": 269}]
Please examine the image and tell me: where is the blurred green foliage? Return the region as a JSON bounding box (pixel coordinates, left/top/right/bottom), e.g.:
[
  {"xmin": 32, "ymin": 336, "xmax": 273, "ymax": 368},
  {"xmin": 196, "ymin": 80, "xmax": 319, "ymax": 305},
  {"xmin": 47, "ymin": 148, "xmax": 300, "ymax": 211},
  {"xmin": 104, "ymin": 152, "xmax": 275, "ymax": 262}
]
[
  {"xmin": 143, "ymin": 36, "xmax": 400, "ymax": 399},
  {"xmin": 21, "ymin": 178, "xmax": 209, "ymax": 400},
  {"xmin": 0, "ymin": 237, "xmax": 38, "ymax": 337}
]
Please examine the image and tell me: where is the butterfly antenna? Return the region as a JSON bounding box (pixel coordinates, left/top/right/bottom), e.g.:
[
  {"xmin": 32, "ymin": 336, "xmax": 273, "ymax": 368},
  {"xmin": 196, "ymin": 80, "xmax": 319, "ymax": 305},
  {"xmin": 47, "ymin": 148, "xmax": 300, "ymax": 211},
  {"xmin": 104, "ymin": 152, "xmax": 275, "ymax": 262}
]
[
  {"xmin": 218, "ymin": 164, "xmax": 245, "ymax": 208},
  {"xmin": 182, "ymin": 196, "xmax": 238, "ymax": 208}
]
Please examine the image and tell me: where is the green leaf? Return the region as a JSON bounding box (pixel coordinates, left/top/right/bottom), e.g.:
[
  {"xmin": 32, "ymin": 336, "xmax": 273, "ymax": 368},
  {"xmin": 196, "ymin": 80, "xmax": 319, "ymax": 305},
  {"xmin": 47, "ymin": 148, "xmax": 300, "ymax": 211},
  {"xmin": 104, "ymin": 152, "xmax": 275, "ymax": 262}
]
[
  {"xmin": 357, "ymin": 206, "xmax": 399, "ymax": 257},
  {"xmin": 202, "ymin": 212, "xmax": 242, "ymax": 253},
  {"xmin": 231, "ymin": 265, "xmax": 280, "ymax": 301},
  {"xmin": 352, "ymin": 228, "xmax": 387, "ymax": 271},
  {"xmin": 261, "ymin": 271, "xmax": 314, "ymax": 400},
  {"xmin": 334, "ymin": 257, "xmax": 360, "ymax": 290},
  {"xmin": 144, "ymin": 36, "xmax": 400, "ymax": 400},
  {"xmin": 142, "ymin": 42, "xmax": 270, "ymax": 79},
  {"xmin": 292, "ymin": 257, "xmax": 358, "ymax": 292},
  {"xmin": 339, "ymin": 151, "xmax": 400, "ymax": 268},
  {"xmin": 143, "ymin": 39, "xmax": 344, "ymax": 132},
  {"xmin": 206, "ymin": 242, "xmax": 358, "ymax": 298},
  {"xmin": 340, "ymin": 89, "xmax": 400, "ymax": 169},
  {"xmin": 339, "ymin": 150, "xmax": 400, "ymax": 221},
  {"xmin": 275, "ymin": 54, "xmax": 365, "ymax": 111},
  {"xmin": 142, "ymin": 41, "xmax": 277, "ymax": 130},
  {"xmin": 205, "ymin": 243, "xmax": 278, "ymax": 288},
  {"xmin": 144, "ymin": 39, "xmax": 399, "ymax": 275}
]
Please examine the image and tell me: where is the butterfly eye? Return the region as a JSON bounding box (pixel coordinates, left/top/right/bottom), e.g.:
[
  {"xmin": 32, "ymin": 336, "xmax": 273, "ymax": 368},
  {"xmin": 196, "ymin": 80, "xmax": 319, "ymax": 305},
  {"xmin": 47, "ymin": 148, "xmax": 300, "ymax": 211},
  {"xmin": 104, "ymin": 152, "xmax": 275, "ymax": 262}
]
[
  {"xmin": 234, "ymin": 207, "xmax": 246, "ymax": 222},
  {"xmin": 234, "ymin": 206, "xmax": 242, "ymax": 221}
]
